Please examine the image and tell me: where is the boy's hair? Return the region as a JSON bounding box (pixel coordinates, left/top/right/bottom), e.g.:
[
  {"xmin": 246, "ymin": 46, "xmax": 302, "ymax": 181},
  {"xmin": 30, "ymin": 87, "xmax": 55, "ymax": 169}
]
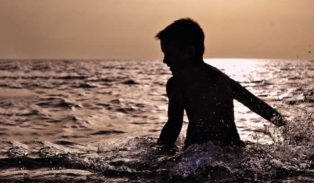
[{"xmin": 156, "ymin": 18, "xmax": 205, "ymax": 57}]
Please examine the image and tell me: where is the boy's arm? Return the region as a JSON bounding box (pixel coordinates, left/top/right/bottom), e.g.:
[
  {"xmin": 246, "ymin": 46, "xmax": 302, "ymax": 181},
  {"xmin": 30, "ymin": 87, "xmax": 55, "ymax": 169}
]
[
  {"xmin": 230, "ymin": 79, "xmax": 286, "ymax": 126},
  {"xmin": 158, "ymin": 78, "xmax": 184, "ymax": 147}
]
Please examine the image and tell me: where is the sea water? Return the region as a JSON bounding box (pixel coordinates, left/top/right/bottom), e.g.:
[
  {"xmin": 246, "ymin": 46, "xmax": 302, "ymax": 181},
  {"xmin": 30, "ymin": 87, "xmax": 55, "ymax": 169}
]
[{"xmin": 0, "ymin": 59, "xmax": 313, "ymax": 182}]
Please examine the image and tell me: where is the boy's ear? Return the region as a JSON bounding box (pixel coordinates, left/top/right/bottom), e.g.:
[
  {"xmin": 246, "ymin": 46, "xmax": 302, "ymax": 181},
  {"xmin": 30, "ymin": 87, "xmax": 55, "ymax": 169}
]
[{"xmin": 185, "ymin": 45, "xmax": 196, "ymax": 58}]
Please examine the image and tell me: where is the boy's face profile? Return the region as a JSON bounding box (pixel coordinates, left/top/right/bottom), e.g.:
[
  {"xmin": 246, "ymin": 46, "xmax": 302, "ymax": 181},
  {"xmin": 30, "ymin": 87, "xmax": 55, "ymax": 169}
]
[{"xmin": 160, "ymin": 40, "xmax": 194, "ymax": 74}]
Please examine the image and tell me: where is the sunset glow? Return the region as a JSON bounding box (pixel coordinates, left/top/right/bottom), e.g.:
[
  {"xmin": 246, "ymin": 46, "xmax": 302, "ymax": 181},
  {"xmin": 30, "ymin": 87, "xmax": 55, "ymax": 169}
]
[{"xmin": 0, "ymin": 0, "xmax": 313, "ymax": 59}]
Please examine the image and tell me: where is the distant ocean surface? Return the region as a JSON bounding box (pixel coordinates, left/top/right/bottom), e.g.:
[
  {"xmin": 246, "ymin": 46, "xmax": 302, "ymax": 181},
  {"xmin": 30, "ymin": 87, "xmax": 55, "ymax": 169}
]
[{"xmin": 0, "ymin": 59, "xmax": 313, "ymax": 182}]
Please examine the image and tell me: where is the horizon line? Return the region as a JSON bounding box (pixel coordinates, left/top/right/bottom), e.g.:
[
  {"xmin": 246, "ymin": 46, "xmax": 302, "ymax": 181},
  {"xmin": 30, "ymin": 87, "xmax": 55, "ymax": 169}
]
[{"xmin": 0, "ymin": 57, "xmax": 312, "ymax": 61}]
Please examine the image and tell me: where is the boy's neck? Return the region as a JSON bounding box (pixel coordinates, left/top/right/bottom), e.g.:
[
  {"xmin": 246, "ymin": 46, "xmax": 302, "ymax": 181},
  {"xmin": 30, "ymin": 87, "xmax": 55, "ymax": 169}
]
[{"xmin": 172, "ymin": 59, "xmax": 205, "ymax": 75}]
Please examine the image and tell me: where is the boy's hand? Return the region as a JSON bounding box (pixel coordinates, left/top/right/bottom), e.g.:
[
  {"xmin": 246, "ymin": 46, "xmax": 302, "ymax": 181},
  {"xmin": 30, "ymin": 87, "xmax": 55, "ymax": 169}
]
[{"xmin": 272, "ymin": 114, "xmax": 287, "ymax": 127}]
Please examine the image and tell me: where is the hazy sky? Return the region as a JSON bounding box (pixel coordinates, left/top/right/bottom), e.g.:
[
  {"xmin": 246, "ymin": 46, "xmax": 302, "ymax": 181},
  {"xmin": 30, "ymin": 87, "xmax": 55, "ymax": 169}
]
[{"xmin": 0, "ymin": 0, "xmax": 313, "ymax": 59}]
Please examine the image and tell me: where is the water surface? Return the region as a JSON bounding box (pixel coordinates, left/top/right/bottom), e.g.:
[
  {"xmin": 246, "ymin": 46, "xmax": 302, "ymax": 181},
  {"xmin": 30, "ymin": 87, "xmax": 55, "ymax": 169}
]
[{"xmin": 0, "ymin": 59, "xmax": 313, "ymax": 182}]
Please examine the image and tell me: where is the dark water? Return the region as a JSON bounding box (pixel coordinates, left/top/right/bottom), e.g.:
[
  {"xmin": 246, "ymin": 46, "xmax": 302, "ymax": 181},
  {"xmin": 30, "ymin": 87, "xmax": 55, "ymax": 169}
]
[{"xmin": 0, "ymin": 59, "xmax": 313, "ymax": 182}]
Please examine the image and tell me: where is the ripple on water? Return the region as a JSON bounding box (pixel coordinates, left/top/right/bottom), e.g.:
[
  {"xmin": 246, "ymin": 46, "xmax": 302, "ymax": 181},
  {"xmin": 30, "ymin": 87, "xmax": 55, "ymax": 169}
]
[
  {"xmin": 37, "ymin": 97, "xmax": 79, "ymax": 109},
  {"xmin": 91, "ymin": 130, "xmax": 126, "ymax": 135}
]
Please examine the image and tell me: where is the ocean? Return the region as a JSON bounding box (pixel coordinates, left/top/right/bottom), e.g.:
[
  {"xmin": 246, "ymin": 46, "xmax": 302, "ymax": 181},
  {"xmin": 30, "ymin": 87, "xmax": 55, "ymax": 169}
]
[{"xmin": 0, "ymin": 59, "xmax": 313, "ymax": 182}]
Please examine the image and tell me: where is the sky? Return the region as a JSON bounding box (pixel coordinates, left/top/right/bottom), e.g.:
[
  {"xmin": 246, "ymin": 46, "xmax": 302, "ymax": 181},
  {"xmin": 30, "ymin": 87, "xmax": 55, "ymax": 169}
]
[{"xmin": 0, "ymin": 0, "xmax": 313, "ymax": 60}]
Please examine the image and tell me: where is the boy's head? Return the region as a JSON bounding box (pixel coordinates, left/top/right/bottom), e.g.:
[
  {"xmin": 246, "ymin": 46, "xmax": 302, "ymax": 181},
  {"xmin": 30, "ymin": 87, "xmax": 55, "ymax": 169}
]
[
  {"xmin": 156, "ymin": 18, "xmax": 205, "ymax": 72},
  {"xmin": 156, "ymin": 18, "xmax": 204, "ymax": 57}
]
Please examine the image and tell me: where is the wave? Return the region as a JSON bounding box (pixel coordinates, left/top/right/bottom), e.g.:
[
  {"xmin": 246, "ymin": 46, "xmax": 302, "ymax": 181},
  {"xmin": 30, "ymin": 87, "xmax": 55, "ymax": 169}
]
[{"xmin": 1, "ymin": 112, "xmax": 313, "ymax": 182}]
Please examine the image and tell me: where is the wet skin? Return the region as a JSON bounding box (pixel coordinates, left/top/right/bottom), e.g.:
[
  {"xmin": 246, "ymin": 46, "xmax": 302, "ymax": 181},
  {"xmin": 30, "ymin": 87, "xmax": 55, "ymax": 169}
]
[{"xmin": 158, "ymin": 40, "xmax": 286, "ymax": 148}]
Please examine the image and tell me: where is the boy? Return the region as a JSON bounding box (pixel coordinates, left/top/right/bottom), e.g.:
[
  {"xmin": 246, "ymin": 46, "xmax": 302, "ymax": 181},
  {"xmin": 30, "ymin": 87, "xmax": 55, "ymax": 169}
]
[{"xmin": 156, "ymin": 18, "xmax": 286, "ymax": 148}]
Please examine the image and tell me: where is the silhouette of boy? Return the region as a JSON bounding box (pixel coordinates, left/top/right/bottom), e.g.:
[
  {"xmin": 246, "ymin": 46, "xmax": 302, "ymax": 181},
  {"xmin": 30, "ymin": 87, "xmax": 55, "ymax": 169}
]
[{"xmin": 156, "ymin": 18, "xmax": 286, "ymax": 148}]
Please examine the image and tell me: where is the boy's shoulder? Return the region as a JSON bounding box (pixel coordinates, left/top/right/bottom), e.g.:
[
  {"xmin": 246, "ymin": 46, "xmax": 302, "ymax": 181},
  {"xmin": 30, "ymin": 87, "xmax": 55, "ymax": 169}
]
[
  {"xmin": 166, "ymin": 76, "xmax": 177, "ymax": 92},
  {"xmin": 203, "ymin": 63, "xmax": 229, "ymax": 78},
  {"xmin": 166, "ymin": 76, "xmax": 183, "ymax": 97}
]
